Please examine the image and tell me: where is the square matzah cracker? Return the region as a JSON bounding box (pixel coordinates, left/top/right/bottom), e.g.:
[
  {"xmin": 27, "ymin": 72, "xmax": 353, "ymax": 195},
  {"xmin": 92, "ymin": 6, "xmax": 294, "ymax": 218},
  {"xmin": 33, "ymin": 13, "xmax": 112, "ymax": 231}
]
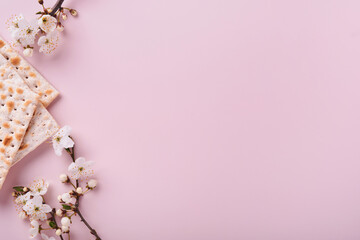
[
  {"xmin": 0, "ymin": 77, "xmax": 38, "ymax": 189},
  {"xmin": 0, "ymin": 54, "xmax": 59, "ymax": 166},
  {"xmin": 0, "ymin": 36, "xmax": 59, "ymax": 107}
]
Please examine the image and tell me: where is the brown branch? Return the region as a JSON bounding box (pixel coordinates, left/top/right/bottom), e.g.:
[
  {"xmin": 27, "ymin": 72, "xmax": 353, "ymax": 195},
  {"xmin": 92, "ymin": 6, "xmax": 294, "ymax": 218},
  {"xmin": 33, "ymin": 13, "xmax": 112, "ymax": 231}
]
[
  {"xmin": 50, "ymin": 0, "xmax": 65, "ymax": 16},
  {"xmin": 65, "ymin": 142, "xmax": 102, "ymax": 240}
]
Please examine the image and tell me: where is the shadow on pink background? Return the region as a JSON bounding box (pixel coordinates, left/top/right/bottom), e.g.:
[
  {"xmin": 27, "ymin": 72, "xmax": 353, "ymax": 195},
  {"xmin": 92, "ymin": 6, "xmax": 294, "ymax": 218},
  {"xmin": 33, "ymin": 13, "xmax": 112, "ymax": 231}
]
[{"xmin": 1, "ymin": 0, "xmax": 360, "ymax": 239}]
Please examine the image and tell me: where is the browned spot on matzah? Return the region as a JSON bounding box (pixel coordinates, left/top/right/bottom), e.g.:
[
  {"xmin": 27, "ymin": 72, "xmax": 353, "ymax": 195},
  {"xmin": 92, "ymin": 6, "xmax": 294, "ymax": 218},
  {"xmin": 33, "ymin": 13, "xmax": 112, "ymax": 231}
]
[
  {"xmin": 0, "ymin": 82, "xmax": 3, "ymax": 89},
  {"xmin": 15, "ymin": 133, "xmax": 23, "ymax": 141},
  {"xmin": 24, "ymin": 100, "xmax": 32, "ymax": 107},
  {"xmin": 29, "ymin": 72, "xmax": 36, "ymax": 78},
  {"xmin": 16, "ymin": 88, "xmax": 23, "ymax": 94},
  {"xmin": 2, "ymin": 122, "xmax": 10, "ymax": 128},
  {"xmin": 10, "ymin": 56, "xmax": 20, "ymax": 66},
  {"xmin": 3, "ymin": 136, "xmax": 12, "ymax": 146},
  {"xmin": 0, "ymin": 40, "xmax": 4, "ymax": 48},
  {"xmin": 8, "ymin": 87, "xmax": 13, "ymax": 93},
  {"xmin": 45, "ymin": 89, "xmax": 53, "ymax": 95},
  {"xmin": 1, "ymin": 95, "xmax": 5, "ymax": 100},
  {"xmin": 6, "ymin": 101, "xmax": 14, "ymax": 112},
  {"xmin": 0, "ymin": 148, "xmax": 5, "ymax": 153},
  {"xmin": 18, "ymin": 143, "xmax": 28, "ymax": 150}
]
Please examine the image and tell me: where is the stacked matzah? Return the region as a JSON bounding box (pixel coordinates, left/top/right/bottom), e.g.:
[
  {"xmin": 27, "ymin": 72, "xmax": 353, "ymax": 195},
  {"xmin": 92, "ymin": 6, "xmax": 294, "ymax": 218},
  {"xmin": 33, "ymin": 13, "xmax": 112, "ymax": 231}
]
[{"xmin": 0, "ymin": 37, "xmax": 60, "ymax": 189}]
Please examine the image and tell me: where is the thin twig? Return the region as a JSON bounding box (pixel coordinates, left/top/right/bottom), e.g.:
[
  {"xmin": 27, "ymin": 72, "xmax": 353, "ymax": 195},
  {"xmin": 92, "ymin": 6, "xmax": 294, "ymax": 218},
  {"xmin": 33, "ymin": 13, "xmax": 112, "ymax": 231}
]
[
  {"xmin": 50, "ymin": 0, "xmax": 65, "ymax": 17},
  {"xmin": 66, "ymin": 142, "xmax": 102, "ymax": 240}
]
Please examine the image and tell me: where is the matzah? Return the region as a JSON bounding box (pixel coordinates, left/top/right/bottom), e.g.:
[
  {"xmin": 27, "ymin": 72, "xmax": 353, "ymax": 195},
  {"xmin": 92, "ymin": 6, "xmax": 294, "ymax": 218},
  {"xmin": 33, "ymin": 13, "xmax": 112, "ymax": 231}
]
[
  {"xmin": 0, "ymin": 55, "xmax": 59, "ymax": 165},
  {"xmin": 0, "ymin": 70, "xmax": 38, "ymax": 189},
  {"xmin": 0, "ymin": 36, "xmax": 59, "ymax": 107},
  {"xmin": 13, "ymin": 103, "xmax": 59, "ymax": 164}
]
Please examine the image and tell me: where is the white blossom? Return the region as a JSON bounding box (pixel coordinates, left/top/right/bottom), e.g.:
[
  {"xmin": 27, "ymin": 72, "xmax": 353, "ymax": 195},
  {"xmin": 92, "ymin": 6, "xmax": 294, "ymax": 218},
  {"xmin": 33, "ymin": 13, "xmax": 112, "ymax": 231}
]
[
  {"xmin": 15, "ymin": 192, "xmax": 32, "ymax": 207},
  {"xmin": 68, "ymin": 157, "xmax": 94, "ymax": 180},
  {"xmin": 23, "ymin": 194, "xmax": 52, "ymax": 221},
  {"xmin": 76, "ymin": 187, "xmax": 83, "ymax": 194},
  {"xmin": 13, "ymin": 18, "xmax": 39, "ymax": 46},
  {"xmin": 59, "ymin": 174, "xmax": 68, "ymax": 183},
  {"xmin": 61, "ymin": 192, "xmax": 73, "ymax": 204},
  {"xmin": 29, "ymin": 220, "xmax": 40, "ymax": 238},
  {"xmin": 56, "ymin": 209, "xmax": 63, "ymax": 217},
  {"xmin": 62, "ymin": 225, "xmax": 69, "ymax": 232},
  {"xmin": 61, "ymin": 217, "xmax": 71, "ymax": 226},
  {"xmin": 29, "ymin": 179, "xmax": 49, "ymax": 195},
  {"xmin": 23, "ymin": 48, "xmax": 34, "ymax": 57},
  {"xmin": 52, "ymin": 125, "xmax": 74, "ymax": 156},
  {"xmin": 6, "ymin": 14, "xmax": 24, "ymax": 37},
  {"xmin": 87, "ymin": 179, "xmax": 97, "ymax": 189},
  {"xmin": 38, "ymin": 31, "xmax": 59, "ymax": 55},
  {"xmin": 38, "ymin": 15, "xmax": 57, "ymax": 33},
  {"xmin": 55, "ymin": 229, "xmax": 62, "ymax": 236}
]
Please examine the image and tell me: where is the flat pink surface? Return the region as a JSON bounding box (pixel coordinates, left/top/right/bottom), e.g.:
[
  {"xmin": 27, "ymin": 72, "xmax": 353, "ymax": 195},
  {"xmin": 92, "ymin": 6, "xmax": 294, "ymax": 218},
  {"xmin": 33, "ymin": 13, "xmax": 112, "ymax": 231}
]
[{"xmin": 1, "ymin": 0, "xmax": 360, "ymax": 239}]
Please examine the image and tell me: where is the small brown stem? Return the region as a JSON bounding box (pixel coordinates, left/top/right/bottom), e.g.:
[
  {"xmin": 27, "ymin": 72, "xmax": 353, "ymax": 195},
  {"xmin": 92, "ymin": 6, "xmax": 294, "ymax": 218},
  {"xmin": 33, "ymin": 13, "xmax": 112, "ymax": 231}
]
[{"xmin": 75, "ymin": 206, "xmax": 102, "ymax": 240}]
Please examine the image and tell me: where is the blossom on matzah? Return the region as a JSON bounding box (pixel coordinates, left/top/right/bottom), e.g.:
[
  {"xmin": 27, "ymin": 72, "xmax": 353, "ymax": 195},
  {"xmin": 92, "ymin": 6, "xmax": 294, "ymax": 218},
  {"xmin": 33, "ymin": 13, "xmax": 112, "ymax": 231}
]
[
  {"xmin": 29, "ymin": 179, "xmax": 49, "ymax": 195},
  {"xmin": 29, "ymin": 220, "xmax": 40, "ymax": 238},
  {"xmin": 68, "ymin": 157, "xmax": 94, "ymax": 180},
  {"xmin": 38, "ymin": 31, "xmax": 59, "ymax": 54},
  {"xmin": 38, "ymin": 15, "xmax": 57, "ymax": 33},
  {"xmin": 52, "ymin": 125, "xmax": 74, "ymax": 156},
  {"xmin": 23, "ymin": 194, "xmax": 51, "ymax": 221}
]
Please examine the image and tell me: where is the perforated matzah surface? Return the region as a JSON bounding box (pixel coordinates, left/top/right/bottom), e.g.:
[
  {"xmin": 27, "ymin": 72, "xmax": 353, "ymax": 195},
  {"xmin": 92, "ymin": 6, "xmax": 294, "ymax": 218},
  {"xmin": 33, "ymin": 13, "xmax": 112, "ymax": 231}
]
[
  {"xmin": 0, "ymin": 36, "xmax": 59, "ymax": 107},
  {"xmin": 0, "ymin": 75, "xmax": 38, "ymax": 188}
]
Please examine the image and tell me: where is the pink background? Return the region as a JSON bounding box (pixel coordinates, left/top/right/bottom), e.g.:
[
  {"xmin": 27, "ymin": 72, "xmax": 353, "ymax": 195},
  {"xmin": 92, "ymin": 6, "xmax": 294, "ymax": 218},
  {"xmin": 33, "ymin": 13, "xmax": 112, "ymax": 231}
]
[{"xmin": 1, "ymin": 0, "xmax": 360, "ymax": 239}]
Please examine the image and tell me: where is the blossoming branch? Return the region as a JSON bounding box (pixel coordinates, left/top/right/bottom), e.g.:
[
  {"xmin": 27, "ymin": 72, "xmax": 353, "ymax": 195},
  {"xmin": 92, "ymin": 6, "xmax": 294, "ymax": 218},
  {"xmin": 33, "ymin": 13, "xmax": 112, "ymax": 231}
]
[
  {"xmin": 6, "ymin": 0, "xmax": 77, "ymax": 56},
  {"xmin": 12, "ymin": 126, "xmax": 102, "ymax": 240}
]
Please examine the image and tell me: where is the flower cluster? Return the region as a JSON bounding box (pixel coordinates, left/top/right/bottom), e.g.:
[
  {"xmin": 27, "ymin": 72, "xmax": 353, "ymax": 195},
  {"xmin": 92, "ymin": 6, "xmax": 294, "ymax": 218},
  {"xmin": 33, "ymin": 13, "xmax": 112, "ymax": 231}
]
[
  {"xmin": 6, "ymin": 0, "xmax": 77, "ymax": 56},
  {"xmin": 12, "ymin": 126, "xmax": 101, "ymax": 240}
]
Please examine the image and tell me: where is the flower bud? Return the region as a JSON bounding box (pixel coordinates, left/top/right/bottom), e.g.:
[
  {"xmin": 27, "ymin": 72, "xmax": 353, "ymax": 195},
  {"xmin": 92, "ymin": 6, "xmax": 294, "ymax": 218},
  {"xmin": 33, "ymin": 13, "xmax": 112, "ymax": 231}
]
[
  {"xmin": 59, "ymin": 174, "xmax": 68, "ymax": 183},
  {"xmin": 57, "ymin": 22, "xmax": 64, "ymax": 32},
  {"xmin": 57, "ymin": 195, "xmax": 63, "ymax": 202},
  {"xmin": 38, "ymin": 0, "xmax": 44, "ymax": 4},
  {"xmin": 87, "ymin": 179, "xmax": 97, "ymax": 189},
  {"xmin": 70, "ymin": 9, "xmax": 77, "ymax": 16},
  {"xmin": 61, "ymin": 217, "xmax": 71, "ymax": 227},
  {"xmin": 23, "ymin": 48, "xmax": 33, "ymax": 57},
  {"xmin": 22, "ymin": 187, "xmax": 28, "ymax": 192},
  {"xmin": 62, "ymin": 13, "xmax": 68, "ymax": 20},
  {"xmin": 56, "ymin": 209, "xmax": 63, "ymax": 217},
  {"xmin": 76, "ymin": 187, "xmax": 83, "ymax": 194},
  {"xmin": 62, "ymin": 225, "xmax": 69, "ymax": 232},
  {"xmin": 61, "ymin": 193, "xmax": 72, "ymax": 203},
  {"xmin": 56, "ymin": 229, "xmax": 62, "ymax": 236}
]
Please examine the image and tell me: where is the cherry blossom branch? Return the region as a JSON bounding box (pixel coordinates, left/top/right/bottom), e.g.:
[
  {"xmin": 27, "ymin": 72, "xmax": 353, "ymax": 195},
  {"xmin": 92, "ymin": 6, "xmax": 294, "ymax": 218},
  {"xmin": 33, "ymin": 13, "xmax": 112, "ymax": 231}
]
[{"xmin": 65, "ymin": 145, "xmax": 102, "ymax": 240}]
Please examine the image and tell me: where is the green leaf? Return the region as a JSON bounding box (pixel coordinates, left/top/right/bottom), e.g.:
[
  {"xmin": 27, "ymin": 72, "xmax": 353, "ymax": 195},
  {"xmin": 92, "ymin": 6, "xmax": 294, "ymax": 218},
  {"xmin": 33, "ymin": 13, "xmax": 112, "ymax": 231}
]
[
  {"xmin": 49, "ymin": 221, "xmax": 56, "ymax": 228},
  {"xmin": 13, "ymin": 186, "xmax": 24, "ymax": 192},
  {"xmin": 36, "ymin": 11, "xmax": 43, "ymax": 15},
  {"xmin": 62, "ymin": 204, "xmax": 71, "ymax": 210}
]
